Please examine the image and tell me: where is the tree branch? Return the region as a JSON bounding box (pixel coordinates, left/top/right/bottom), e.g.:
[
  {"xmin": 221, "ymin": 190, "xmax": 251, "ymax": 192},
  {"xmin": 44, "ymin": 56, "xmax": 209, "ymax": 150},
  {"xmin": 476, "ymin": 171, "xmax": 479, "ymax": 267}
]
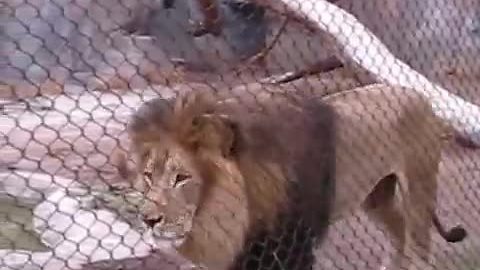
[{"xmin": 261, "ymin": 0, "xmax": 480, "ymax": 146}]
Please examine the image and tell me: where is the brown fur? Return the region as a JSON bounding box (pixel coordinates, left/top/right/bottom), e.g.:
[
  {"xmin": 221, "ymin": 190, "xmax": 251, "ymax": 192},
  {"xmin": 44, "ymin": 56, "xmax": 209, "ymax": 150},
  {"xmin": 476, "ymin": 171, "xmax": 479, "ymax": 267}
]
[
  {"xmin": 121, "ymin": 83, "xmax": 466, "ymax": 270},
  {"xmin": 324, "ymin": 84, "xmax": 466, "ymax": 269}
]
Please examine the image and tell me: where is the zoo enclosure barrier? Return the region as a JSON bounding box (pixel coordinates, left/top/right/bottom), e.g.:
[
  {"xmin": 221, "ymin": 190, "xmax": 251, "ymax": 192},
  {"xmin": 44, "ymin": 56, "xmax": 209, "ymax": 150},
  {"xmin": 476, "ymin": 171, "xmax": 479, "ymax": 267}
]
[{"xmin": 2, "ymin": 0, "xmax": 480, "ymax": 269}]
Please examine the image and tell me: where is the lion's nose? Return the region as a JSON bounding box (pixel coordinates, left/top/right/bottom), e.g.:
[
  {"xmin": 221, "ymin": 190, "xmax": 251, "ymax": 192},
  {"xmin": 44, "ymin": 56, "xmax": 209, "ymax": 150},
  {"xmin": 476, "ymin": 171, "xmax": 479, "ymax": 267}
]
[{"xmin": 143, "ymin": 215, "xmax": 164, "ymax": 228}]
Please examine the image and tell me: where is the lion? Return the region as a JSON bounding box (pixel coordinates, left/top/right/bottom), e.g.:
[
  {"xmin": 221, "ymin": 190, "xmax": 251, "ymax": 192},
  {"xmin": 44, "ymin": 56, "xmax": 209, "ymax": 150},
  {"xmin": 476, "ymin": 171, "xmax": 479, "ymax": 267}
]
[{"xmin": 117, "ymin": 83, "xmax": 467, "ymax": 270}]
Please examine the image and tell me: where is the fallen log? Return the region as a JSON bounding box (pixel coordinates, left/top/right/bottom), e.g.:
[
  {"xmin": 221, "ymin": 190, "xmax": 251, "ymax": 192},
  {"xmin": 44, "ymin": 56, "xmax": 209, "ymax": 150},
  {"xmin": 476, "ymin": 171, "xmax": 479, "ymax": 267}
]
[{"xmin": 259, "ymin": 0, "xmax": 480, "ymax": 147}]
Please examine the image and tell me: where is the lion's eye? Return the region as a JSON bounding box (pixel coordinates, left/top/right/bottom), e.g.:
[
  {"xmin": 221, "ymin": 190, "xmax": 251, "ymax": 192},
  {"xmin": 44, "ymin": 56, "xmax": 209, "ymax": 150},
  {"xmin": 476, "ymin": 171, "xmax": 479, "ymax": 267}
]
[{"xmin": 173, "ymin": 173, "xmax": 191, "ymax": 188}]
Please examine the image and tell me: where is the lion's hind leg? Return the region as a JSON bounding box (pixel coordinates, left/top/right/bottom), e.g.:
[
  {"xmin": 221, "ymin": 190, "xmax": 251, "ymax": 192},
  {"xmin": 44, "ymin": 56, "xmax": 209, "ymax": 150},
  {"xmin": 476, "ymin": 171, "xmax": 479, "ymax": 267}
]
[
  {"xmin": 400, "ymin": 159, "xmax": 466, "ymax": 270},
  {"xmin": 400, "ymin": 154, "xmax": 439, "ymax": 269},
  {"xmin": 363, "ymin": 174, "xmax": 411, "ymax": 270}
]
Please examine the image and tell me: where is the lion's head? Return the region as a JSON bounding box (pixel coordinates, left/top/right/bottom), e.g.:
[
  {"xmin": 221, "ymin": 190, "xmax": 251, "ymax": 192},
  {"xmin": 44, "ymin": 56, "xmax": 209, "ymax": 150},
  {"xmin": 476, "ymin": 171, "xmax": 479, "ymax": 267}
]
[
  {"xmin": 138, "ymin": 141, "xmax": 203, "ymax": 247},
  {"xmin": 123, "ymin": 92, "xmax": 249, "ymax": 253}
]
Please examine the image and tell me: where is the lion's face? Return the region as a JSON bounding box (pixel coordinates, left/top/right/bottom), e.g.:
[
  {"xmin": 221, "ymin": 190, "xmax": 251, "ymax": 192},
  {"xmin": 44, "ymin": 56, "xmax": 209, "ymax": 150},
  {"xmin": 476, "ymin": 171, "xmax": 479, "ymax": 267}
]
[
  {"xmin": 138, "ymin": 142, "xmax": 204, "ymax": 247},
  {"xmin": 128, "ymin": 95, "xmax": 243, "ymax": 251}
]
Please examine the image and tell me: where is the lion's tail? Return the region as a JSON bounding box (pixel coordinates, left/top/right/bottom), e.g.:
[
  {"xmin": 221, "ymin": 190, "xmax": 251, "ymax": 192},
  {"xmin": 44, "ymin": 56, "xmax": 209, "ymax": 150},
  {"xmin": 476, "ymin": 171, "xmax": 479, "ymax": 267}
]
[
  {"xmin": 394, "ymin": 175, "xmax": 468, "ymax": 244},
  {"xmin": 432, "ymin": 213, "xmax": 468, "ymax": 243}
]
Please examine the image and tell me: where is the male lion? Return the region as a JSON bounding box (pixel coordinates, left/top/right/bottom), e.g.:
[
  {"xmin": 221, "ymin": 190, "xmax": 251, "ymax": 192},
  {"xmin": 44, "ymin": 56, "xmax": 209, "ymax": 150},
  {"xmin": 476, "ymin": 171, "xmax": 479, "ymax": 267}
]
[{"xmin": 118, "ymin": 83, "xmax": 466, "ymax": 270}]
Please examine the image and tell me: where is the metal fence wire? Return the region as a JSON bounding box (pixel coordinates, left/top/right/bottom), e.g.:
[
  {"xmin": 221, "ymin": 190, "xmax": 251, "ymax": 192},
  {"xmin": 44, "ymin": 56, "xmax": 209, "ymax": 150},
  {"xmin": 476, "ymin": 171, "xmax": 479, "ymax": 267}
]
[{"xmin": 1, "ymin": 0, "xmax": 480, "ymax": 269}]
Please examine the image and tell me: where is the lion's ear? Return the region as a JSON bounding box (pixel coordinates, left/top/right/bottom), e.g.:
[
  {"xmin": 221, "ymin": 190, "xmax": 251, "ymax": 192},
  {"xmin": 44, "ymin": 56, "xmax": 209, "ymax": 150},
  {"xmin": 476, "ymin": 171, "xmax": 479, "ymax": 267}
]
[
  {"xmin": 127, "ymin": 97, "xmax": 174, "ymax": 143},
  {"xmin": 188, "ymin": 114, "xmax": 238, "ymax": 157}
]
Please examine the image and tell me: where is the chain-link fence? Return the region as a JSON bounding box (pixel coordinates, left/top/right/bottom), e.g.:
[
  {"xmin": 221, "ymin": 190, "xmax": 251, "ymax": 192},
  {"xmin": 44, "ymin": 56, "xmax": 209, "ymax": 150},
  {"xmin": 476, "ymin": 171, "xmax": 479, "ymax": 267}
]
[{"xmin": 2, "ymin": 0, "xmax": 480, "ymax": 269}]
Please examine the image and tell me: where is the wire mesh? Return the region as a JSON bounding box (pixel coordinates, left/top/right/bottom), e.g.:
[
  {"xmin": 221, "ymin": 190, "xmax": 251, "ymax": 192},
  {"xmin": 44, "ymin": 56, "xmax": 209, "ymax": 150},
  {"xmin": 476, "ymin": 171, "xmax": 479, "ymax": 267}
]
[{"xmin": 2, "ymin": 0, "xmax": 480, "ymax": 269}]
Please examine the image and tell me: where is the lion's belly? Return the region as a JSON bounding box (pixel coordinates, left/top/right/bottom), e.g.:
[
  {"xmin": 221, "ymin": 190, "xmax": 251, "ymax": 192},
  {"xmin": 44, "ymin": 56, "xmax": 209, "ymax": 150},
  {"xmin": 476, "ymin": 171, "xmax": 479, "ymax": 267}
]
[
  {"xmin": 329, "ymin": 127, "xmax": 402, "ymax": 222},
  {"xmin": 332, "ymin": 128, "xmax": 401, "ymax": 222},
  {"xmin": 330, "ymin": 165, "xmax": 391, "ymax": 222}
]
